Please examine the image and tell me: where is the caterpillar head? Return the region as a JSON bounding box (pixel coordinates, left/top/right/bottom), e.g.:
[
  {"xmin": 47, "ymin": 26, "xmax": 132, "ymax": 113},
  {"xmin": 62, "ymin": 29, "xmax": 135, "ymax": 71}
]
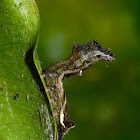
[{"xmin": 72, "ymin": 40, "xmax": 115, "ymax": 67}]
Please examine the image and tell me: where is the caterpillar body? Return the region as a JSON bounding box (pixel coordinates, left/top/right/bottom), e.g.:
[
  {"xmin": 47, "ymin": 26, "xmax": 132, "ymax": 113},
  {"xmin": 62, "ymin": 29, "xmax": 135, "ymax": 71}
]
[{"xmin": 43, "ymin": 40, "xmax": 115, "ymax": 140}]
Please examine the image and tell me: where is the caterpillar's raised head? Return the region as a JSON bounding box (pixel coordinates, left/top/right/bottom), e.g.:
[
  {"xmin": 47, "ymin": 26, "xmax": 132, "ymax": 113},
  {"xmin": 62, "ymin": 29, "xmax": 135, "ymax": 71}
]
[{"xmin": 72, "ymin": 40, "xmax": 115, "ymax": 68}]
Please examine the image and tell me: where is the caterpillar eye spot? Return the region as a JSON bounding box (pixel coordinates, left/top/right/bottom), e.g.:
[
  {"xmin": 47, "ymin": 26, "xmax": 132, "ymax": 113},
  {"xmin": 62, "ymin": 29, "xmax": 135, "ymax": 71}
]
[{"xmin": 96, "ymin": 55, "xmax": 101, "ymax": 58}]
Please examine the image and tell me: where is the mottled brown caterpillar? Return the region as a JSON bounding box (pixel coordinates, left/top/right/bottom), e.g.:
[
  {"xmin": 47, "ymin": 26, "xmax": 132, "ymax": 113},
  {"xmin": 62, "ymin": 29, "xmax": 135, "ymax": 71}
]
[{"xmin": 43, "ymin": 40, "xmax": 115, "ymax": 140}]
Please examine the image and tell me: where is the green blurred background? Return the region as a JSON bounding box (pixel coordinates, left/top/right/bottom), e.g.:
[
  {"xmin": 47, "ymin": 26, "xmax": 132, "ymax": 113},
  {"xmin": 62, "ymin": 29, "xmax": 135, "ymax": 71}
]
[{"xmin": 35, "ymin": 0, "xmax": 140, "ymax": 140}]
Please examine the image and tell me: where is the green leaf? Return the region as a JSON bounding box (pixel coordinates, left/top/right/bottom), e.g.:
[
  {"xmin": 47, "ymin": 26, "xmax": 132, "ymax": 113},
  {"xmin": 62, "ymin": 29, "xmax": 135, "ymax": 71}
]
[
  {"xmin": 33, "ymin": 9, "xmax": 58, "ymax": 140},
  {"xmin": 0, "ymin": 0, "xmax": 53, "ymax": 139}
]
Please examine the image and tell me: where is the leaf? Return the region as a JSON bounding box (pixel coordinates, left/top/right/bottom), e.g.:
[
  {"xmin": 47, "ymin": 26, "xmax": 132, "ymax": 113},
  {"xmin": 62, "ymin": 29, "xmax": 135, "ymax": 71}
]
[
  {"xmin": 0, "ymin": 0, "xmax": 53, "ymax": 139},
  {"xmin": 33, "ymin": 9, "xmax": 58, "ymax": 140}
]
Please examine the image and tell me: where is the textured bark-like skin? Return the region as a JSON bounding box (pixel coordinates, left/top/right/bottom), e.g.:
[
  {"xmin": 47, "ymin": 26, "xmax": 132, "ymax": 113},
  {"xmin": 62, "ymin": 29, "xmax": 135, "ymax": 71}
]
[{"xmin": 43, "ymin": 40, "xmax": 115, "ymax": 139}]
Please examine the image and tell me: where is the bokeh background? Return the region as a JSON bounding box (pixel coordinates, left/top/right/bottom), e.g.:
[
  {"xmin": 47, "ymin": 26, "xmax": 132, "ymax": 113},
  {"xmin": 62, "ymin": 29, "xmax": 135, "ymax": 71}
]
[{"xmin": 35, "ymin": 0, "xmax": 140, "ymax": 140}]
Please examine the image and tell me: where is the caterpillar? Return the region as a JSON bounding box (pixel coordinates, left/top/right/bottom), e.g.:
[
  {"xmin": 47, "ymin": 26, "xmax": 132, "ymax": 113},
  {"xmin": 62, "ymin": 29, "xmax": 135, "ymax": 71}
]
[{"xmin": 43, "ymin": 39, "xmax": 115, "ymax": 140}]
